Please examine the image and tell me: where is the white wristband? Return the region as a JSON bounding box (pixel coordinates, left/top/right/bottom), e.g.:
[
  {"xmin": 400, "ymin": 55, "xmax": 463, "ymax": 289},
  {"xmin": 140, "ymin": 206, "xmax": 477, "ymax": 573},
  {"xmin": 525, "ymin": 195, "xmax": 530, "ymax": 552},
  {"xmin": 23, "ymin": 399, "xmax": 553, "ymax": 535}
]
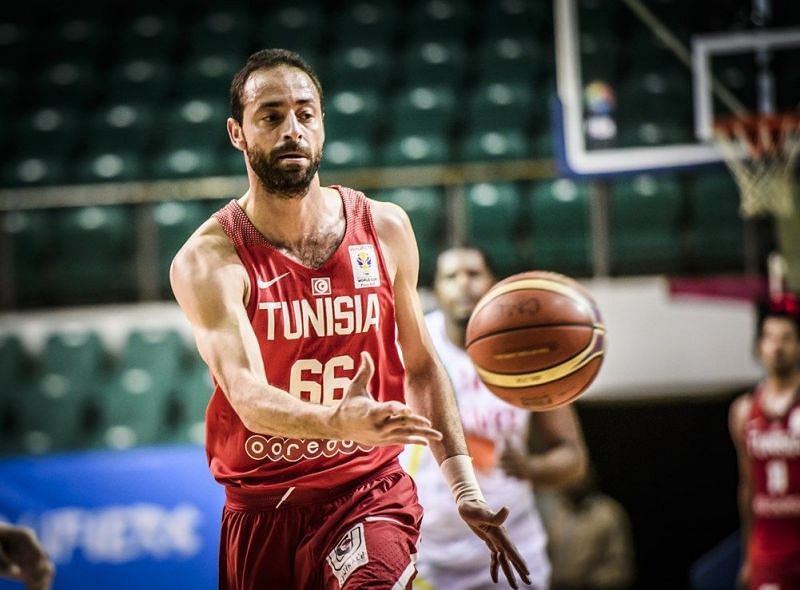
[{"xmin": 440, "ymin": 454, "xmax": 485, "ymax": 505}]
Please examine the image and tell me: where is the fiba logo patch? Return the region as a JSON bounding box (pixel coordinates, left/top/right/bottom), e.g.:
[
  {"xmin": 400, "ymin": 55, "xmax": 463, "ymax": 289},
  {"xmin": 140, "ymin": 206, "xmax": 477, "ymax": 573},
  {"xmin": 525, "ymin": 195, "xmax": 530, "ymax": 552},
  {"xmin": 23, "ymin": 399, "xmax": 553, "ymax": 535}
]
[
  {"xmin": 327, "ymin": 523, "xmax": 368, "ymax": 586},
  {"xmin": 349, "ymin": 244, "xmax": 380, "ymax": 289},
  {"xmin": 311, "ymin": 277, "xmax": 332, "ymax": 296}
]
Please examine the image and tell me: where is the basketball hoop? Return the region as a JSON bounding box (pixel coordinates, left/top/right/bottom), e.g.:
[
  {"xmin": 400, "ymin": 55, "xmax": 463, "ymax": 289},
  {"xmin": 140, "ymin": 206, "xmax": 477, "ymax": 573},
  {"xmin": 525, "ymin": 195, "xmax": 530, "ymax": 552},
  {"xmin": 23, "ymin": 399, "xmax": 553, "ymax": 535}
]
[{"xmin": 712, "ymin": 113, "xmax": 800, "ymax": 218}]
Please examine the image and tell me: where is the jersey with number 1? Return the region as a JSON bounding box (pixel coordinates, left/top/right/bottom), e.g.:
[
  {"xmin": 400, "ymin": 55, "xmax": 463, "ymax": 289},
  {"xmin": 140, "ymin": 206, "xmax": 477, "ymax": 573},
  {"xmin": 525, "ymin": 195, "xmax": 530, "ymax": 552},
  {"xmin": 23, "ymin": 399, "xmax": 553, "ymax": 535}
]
[
  {"xmin": 745, "ymin": 384, "xmax": 800, "ymax": 578},
  {"xmin": 206, "ymin": 186, "xmax": 405, "ymax": 493}
]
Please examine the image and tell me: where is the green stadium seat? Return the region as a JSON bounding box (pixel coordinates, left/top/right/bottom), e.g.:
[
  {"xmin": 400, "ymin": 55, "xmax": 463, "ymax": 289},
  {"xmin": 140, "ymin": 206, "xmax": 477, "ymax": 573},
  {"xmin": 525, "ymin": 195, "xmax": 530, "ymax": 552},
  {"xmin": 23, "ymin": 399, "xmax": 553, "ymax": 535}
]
[
  {"xmin": 260, "ymin": 3, "xmax": 324, "ymax": 52},
  {"xmin": 52, "ymin": 17, "xmax": 107, "ymax": 58},
  {"xmin": 188, "ymin": 10, "xmax": 251, "ymax": 55},
  {"xmin": 464, "ymin": 183, "xmax": 525, "ymax": 276},
  {"xmin": 618, "ymin": 70, "xmax": 693, "ymax": 121},
  {"xmin": 617, "ymin": 118, "xmax": 692, "ymax": 147},
  {"xmin": 530, "ymin": 179, "xmax": 593, "ymax": 276},
  {"xmin": 74, "ymin": 151, "xmax": 144, "ymax": 183},
  {"xmin": 150, "ymin": 145, "xmax": 223, "ymax": 179},
  {"xmin": 178, "ymin": 52, "xmax": 241, "ymax": 100},
  {"xmin": 90, "ymin": 368, "xmax": 171, "ymax": 449},
  {"xmin": 169, "ymin": 365, "xmax": 213, "ymax": 445},
  {"xmin": 35, "ymin": 60, "xmax": 97, "ymax": 106},
  {"xmin": 482, "ymin": 0, "xmax": 547, "ymax": 38},
  {"xmin": 0, "ymin": 22, "xmax": 33, "ymax": 67},
  {"xmin": 578, "ymin": 0, "xmax": 621, "ymax": 35},
  {"xmin": 686, "ymin": 170, "xmax": 744, "ymax": 271},
  {"xmin": 88, "ymin": 102, "xmax": 155, "ymax": 152},
  {"xmin": 89, "ymin": 328, "xmax": 186, "ymax": 448},
  {"xmin": 332, "ymin": 0, "xmax": 398, "ymax": 45},
  {"xmin": 152, "ymin": 200, "xmax": 210, "ymax": 294},
  {"xmin": 530, "ymin": 129, "xmax": 555, "ymax": 158},
  {"xmin": 53, "ymin": 205, "xmax": 137, "ymax": 303},
  {"xmin": 121, "ymin": 328, "xmax": 186, "ymax": 387},
  {"xmin": 0, "ymin": 334, "xmax": 28, "ymax": 387},
  {"xmin": 0, "ymin": 66, "xmax": 20, "ymax": 111},
  {"xmin": 374, "ymin": 187, "xmax": 444, "ymax": 284},
  {"xmin": 401, "ymin": 41, "xmax": 467, "ymax": 86},
  {"xmin": 390, "ymin": 85, "xmax": 457, "ymax": 135},
  {"xmin": 580, "ymin": 32, "xmax": 621, "ymax": 83},
  {"xmin": 328, "ymin": 46, "xmax": 393, "ymax": 91},
  {"xmin": 610, "ymin": 174, "xmax": 684, "ymax": 274},
  {"xmin": 324, "ymin": 89, "xmax": 380, "ymax": 139},
  {"xmin": 218, "ymin": 148, "xmax": 247, "ymax": 177},
  {"xmin": 107, "ymin": 57, "xmax": 172, "ymax": 102},
  {"xmin": 460, "ymin": 129, "xmax": 531, "ymax": 162},
  {"xmin": 466, "ymin": 81, "xmax": 536, "ymax": 132},
  {"xmin": 476, "ymin": 36, "xmax": 543, "ymax": 84},
  {"xmin": 2, "ymin": 156, "xmax": 67, "ymax": 187},
  {"xmin": 15, "ymin": 107, "xmax": 79, "ymax": 157},
  {"xmin": 321, "ymin": 137, "xmax": 375, "ymax": 170},
  {"xmin": 162, "ymin": 97, "xmax": 229, "ymax": 149},
  {"xmin": 15, "ymin": 374, "xmax": 93, "ymax": 454},
  {"xmin": 120, "ymin": 14, "xmax": 179, "ymax": 58},
  {"xmin": 39, "ymin": 329, "xmax": 107, "ymax": 393},
  {"xmin": 1, "ymin": 209, "xmax": 56, "ymax": 305},
  {"xmin": 407, "ymin": 0, "xmax": 472, "ymax": 41},
  {"xmin": 380, "ymin": 133, "xmax": 451, "ymax": 166}
]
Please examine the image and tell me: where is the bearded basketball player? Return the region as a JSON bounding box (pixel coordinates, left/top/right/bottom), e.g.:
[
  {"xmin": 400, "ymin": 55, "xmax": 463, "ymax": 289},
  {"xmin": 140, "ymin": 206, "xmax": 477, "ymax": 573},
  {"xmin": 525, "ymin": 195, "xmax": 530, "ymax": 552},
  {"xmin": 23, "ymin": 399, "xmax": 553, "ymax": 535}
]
[{"xmin": 170, "ymin": 49, "xmax": 531, "ymax": 590}]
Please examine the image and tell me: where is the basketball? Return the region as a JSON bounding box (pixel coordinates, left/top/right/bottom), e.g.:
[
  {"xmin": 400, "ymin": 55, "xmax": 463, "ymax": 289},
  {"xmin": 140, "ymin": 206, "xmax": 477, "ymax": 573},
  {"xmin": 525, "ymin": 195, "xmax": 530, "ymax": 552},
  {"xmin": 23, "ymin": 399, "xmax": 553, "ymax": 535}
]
[{"xmin": 465, "ymin": 271, "xmax": 606, "ymax": 411}]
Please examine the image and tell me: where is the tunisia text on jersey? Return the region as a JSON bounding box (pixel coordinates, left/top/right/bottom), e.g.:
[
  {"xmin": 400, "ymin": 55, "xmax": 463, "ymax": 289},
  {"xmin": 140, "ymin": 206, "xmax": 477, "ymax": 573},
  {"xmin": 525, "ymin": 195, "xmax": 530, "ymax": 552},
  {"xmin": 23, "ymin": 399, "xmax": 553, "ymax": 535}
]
[{"xmin": 206, "ymin": 186, "xmax": 405, "ymax": 493}]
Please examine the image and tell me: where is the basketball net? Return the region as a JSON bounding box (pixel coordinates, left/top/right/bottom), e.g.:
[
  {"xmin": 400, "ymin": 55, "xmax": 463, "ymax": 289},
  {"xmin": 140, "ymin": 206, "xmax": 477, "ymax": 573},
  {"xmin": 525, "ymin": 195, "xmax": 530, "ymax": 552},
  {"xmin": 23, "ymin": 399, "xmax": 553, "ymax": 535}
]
[{"xmin": 713, "ymin": 114, "xmax": 800, "ymax": 219}]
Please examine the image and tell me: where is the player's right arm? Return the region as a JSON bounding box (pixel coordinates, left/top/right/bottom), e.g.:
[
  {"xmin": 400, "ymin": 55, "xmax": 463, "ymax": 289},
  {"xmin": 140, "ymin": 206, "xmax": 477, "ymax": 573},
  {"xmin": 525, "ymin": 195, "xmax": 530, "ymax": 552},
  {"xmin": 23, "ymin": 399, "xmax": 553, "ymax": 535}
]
[
  {"xmin": 170, "ymin": 220, "xmax": 439, "ymax": 447},
  {"xmin": 729, "ymin": 393, "xmax": 753, "ymax": 587}
]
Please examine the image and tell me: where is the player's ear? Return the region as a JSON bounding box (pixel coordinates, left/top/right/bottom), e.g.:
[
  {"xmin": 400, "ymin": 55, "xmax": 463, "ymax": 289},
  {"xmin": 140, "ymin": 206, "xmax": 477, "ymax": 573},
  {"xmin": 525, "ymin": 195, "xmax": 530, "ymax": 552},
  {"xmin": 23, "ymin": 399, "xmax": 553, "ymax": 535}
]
[{"xmin": 227, "ymin": 117, "xmax": 246, "ymax": 152}]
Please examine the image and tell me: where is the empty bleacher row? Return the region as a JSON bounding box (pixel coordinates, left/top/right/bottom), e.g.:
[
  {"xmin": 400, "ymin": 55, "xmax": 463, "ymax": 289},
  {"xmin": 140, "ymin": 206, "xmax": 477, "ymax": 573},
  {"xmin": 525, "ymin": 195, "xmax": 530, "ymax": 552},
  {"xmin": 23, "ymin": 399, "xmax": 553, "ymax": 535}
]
[
  {"xmin": 0, "ymin": 0, "xmax": 559, "ymax": 186},
  {"xmin": 6, "ymin": 0, "xmax": 797, "ymax": 185},
  {"xmin": 3, "ymin": 172, "xmax": 744, "ymax": 308},
  {"xmin": 0, "ymin": 327, "xmax": 210, "ymax": 456}
]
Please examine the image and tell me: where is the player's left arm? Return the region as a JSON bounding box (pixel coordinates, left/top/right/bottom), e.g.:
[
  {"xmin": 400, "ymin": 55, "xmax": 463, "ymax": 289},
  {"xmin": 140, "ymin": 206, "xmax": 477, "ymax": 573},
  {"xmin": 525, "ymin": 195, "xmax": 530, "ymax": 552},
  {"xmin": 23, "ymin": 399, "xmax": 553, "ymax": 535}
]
[
  {"xmin": 371, "ymin": 199, "xmax": 531, "ymax": 588},
  {"xmin": 500, "ymin": 406, "xmax": 589, "ymax": 488}
]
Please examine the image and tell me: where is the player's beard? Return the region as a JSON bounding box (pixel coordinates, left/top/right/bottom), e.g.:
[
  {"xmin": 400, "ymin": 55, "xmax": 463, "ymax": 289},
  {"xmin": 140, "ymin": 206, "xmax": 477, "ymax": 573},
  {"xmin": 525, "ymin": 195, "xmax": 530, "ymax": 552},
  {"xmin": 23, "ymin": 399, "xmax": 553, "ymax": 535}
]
[{"xmin": 247, "ymin": 141, "xmax": 321, "ymax": 199}]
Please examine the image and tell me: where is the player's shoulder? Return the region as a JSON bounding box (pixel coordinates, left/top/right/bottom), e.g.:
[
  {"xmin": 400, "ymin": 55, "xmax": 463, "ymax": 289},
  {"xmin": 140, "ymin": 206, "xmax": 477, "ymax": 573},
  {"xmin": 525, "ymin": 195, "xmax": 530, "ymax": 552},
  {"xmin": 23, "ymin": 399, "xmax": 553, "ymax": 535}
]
[
  {"xmin": 365, "ymin": 196, "xmax": 412, "ymax": 234},
  {"xmin": 171, "ymin": 216, "xmax": 240, "ymax": 286}
]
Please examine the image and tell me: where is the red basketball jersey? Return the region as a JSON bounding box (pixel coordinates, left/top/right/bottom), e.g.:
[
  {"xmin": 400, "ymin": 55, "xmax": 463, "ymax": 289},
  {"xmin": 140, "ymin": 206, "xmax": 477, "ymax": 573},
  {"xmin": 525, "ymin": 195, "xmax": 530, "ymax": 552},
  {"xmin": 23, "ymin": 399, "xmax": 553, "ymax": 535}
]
[
  {"xmin": 744, "ymin": 384, "xmax": 800, "ymax": 573},
  {"xmin": 206, "ymin": 186, "xmax": 406, "ymax": 494}
]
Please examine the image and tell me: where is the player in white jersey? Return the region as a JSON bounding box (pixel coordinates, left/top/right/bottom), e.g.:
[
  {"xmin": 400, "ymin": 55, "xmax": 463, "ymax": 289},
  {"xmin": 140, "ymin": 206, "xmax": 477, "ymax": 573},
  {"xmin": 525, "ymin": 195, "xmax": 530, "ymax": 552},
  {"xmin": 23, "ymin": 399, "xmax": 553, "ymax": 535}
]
[{"xmin": 401, "ymin": 247, "xmax": 589, "ymax": 590}]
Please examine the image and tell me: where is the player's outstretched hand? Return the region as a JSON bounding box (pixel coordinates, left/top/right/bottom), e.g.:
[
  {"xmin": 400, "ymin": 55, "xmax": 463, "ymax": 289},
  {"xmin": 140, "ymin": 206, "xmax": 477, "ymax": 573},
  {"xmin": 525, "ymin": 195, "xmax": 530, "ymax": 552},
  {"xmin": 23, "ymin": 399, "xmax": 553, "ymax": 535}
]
[
  {"xmin": 457, "ymin": 500, "xmax": 531, "ymax": 589},
  {"xmin": 331, "ymin": 352, "xmax": 443, "ymax": 447},
  {"xmin": 0, "ymin": 524, "xmax": 54, "ymax": 590}
]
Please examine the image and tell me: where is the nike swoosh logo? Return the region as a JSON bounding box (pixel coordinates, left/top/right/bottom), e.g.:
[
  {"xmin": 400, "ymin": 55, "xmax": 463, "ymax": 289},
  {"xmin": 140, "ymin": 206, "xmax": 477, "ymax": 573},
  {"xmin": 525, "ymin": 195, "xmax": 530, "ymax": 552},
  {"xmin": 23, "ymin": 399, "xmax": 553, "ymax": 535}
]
[{"xmin": 257, "ymin": 272, "xmax": 290, "ymax": 289}]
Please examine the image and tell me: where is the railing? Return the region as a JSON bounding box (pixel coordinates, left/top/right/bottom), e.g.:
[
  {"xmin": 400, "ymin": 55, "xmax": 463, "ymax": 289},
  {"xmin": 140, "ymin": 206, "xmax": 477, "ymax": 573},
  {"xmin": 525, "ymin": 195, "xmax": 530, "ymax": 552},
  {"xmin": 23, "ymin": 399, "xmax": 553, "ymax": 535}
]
[{"xmin": 0, "ymin": 158, "xmax": 574, "ymax": 308}]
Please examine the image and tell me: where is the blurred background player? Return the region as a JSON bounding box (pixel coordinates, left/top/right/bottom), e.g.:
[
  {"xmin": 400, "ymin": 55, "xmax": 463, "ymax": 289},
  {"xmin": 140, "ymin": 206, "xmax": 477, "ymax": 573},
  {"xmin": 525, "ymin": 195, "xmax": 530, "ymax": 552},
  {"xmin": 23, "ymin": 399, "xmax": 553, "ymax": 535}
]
[
  {"xmin": 729, "ymin": 294, "xmax": 800, "ymax": 589},
  {"xmin": 401, "ymin": 246, "xmax": 588, "ymax": 590},
  {"xmin": 0, "ymin": 524, "xmax": 54, "ymax": 590},
  {"xmin": 537, "ymin": 466, "xmax": 635, "ymax": 590}
]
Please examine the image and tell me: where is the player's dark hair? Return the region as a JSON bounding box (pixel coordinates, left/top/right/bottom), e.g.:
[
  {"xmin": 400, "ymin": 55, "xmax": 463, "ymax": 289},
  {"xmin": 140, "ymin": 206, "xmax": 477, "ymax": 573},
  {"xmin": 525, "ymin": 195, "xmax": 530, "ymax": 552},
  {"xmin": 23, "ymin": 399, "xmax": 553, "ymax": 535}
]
[
  {"xmin": 436, "ymin": 245, "xmax": 497, "ymax": 277},
  {"xmin": 755, "ymin": 294, "xmax": 800, "ymax": 340},
  {"xmin": 230, "ymin": 48, "xmax": 324, "ymax": 124}
]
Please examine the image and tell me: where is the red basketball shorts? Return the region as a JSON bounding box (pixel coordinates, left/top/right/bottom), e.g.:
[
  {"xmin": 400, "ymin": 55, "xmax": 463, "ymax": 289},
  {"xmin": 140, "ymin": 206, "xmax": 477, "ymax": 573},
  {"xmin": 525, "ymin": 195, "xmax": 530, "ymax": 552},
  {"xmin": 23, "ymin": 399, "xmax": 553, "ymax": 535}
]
[{"xmin": 219, "ymin": 462, "xmax": 422, "ymax": 590}]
